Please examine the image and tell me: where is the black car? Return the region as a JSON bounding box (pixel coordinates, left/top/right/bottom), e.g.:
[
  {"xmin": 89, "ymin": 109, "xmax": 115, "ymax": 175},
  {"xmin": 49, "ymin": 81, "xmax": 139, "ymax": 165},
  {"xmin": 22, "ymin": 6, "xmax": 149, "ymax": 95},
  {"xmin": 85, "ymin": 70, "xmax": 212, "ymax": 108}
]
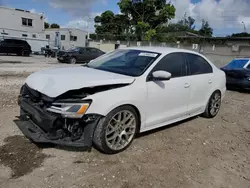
[
  {"xmin": 220, "ymin": 58, "xmax": 250, "ymax": 90},
  {"xmin": 0, "ymin": 39, "xmax": 32, "ymax": 56},
  {"xmin": 57, "ymin": 47, "xmax": 105, "ymax": 64}
]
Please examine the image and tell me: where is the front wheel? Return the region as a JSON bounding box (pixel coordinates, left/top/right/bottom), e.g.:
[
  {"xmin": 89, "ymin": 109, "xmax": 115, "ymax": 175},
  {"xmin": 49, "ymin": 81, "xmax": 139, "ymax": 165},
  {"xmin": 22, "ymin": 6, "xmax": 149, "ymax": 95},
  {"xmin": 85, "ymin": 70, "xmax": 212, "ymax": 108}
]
[
  {"xmin": 203, "ymin": 91, "xmax": 222, "ymax": 118},
  {"xmin": 93, "ymin": 106, "xmax": 139, "ymax": 154}
]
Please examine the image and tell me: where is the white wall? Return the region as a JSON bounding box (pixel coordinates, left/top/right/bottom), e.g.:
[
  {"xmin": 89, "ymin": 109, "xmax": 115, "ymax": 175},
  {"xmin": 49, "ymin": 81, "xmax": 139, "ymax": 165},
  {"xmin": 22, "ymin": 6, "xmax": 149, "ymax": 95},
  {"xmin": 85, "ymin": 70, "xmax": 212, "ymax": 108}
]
[
  {"xmin": 45, "ymin": 28, "xmax": 87, "ymax": 50},
  {"xmin": 0, "ymin": 7, "xmax": 44, "ymax": 37}
]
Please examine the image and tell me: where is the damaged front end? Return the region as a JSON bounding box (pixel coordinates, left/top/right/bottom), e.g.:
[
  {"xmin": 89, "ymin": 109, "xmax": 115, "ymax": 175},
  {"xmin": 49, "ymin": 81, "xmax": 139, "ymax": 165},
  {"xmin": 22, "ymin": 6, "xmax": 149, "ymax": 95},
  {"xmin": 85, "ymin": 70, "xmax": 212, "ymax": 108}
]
[{"xmin": 14, "ymin": 84, "xmax": 113, "ymax": 151}]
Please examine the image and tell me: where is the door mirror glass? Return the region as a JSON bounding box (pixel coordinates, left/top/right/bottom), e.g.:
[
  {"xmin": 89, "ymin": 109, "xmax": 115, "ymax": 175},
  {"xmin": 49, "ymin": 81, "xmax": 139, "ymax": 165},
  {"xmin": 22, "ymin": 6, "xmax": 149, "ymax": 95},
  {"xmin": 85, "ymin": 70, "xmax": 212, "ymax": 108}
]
[{"xmin": 151, "ymin": 70, "xmax": 171, "ymax": 81}]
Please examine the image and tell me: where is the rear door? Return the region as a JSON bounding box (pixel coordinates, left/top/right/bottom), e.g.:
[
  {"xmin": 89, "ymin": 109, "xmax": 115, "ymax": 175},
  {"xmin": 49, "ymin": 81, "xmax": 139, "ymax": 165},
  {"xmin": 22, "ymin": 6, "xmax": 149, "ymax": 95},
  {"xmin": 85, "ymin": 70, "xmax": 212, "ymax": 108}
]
[
  {"xmin": 12, "ymin": 40, "xmax": 25, "ymax": 54},
  {"xmin": 184, "ymin": 53, "xmax": 214, "ymax": 115}
]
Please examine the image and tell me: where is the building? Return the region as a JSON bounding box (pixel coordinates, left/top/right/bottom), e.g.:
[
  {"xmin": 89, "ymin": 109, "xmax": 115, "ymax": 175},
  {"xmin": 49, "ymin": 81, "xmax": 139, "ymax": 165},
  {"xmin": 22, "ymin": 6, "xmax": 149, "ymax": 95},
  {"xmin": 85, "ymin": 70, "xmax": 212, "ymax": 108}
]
[
  {"xmin": 0, "ymin": 6, "xmax": 45, "ymax": 38},
  {"xmin": 45, "ymin": 28, "xmax": 88, "ymax": 50}
]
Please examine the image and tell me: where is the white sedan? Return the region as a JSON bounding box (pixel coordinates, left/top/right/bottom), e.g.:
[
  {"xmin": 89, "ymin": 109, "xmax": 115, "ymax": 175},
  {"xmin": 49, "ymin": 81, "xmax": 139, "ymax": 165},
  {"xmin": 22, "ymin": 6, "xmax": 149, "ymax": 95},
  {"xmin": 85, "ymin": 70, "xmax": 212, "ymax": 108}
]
[{"xmin": 16, "ymin": 47, "xmax": 226, "ymax": 154}]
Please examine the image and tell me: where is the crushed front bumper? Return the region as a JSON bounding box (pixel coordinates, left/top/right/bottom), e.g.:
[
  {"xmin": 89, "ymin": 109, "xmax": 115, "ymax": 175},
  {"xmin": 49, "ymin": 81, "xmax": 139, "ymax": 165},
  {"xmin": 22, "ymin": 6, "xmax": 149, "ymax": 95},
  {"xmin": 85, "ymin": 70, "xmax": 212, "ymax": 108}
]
[{"xmin": 15, "ymin": 96, "xmax": 103, "ymax": 151}]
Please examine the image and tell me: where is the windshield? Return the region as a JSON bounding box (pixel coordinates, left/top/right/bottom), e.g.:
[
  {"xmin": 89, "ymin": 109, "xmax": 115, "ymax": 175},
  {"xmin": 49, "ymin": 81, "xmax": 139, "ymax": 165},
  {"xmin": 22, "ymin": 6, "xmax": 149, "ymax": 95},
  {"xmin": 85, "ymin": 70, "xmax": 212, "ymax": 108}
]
[
  {"xmin": 66, "ymin": 47, "xmax": 79, "ymax": 52},
  {"xmin": 87, "ymin": 49, "xmax": 160, "ymax": 76},
  {"xmin": 225, "ymin": 59, "xmax": 249, "ymax": 69}
]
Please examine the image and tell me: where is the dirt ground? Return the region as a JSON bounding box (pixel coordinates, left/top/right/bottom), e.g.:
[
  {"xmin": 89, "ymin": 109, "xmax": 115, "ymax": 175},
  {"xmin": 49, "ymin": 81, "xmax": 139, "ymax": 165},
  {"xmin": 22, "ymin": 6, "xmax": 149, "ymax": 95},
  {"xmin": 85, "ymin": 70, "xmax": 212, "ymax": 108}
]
[{"xmin": 0, "ymin": 56, "xmax": 249, "ymax": 188}]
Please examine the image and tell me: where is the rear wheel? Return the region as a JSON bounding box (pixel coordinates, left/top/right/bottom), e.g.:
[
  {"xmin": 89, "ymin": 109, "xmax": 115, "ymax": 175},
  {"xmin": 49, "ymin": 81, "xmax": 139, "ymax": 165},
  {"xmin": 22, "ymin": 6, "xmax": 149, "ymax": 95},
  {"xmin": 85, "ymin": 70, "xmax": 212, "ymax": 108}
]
[
  {"xmin": 18, "ymin": 50, "xmax": 30, "ymax": 57},
  {"xmin": 203, "ymin": 91, "xmax": 221, "ymax": 118},
  {"xmin": 93, "ymin": 106, "xmax": 139, "ymax": 154},
  {"xmin": 69, "ymin": 57, "xmax": 77, "ymax": 64}
]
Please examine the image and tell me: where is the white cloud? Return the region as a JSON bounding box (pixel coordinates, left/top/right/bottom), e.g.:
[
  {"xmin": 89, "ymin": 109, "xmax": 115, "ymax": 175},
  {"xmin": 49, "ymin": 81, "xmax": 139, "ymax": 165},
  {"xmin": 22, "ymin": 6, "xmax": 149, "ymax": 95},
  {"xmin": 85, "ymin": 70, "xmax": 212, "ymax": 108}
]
[
  {"xmin": 171, "ymin": 0, "xmax": 250, "ymax": 33},
  {"xmin": 62, "ymin": 12, "xmax": 102, "ymax": 32},
  {"xmin": 29, "ymin": 8, "xmax": 36, "ymax": 13},
  {"xmin": 48, "ymin": 0, "xmax": 106, "ymax": 17}
]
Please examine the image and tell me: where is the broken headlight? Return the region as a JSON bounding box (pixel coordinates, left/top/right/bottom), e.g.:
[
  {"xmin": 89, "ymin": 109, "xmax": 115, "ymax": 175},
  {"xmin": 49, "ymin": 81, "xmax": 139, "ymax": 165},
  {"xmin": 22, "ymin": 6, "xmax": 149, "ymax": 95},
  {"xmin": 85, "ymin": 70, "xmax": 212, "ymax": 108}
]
[{"xmin": 47, "ymin": 100, "xmax": 91, "ymax": 119}]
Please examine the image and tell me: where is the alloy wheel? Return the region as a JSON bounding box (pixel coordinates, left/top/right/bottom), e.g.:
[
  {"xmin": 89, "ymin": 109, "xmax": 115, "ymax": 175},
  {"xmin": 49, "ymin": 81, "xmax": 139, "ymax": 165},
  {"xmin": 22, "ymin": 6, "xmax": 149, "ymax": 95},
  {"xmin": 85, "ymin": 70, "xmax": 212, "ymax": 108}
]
[
  {"xmin": 209, "ymin": 92, "xmax": 221, "ymax": 116},
  {"xmin": 105, "ymin": 110, "xmax": 136, "ymax": 151}
]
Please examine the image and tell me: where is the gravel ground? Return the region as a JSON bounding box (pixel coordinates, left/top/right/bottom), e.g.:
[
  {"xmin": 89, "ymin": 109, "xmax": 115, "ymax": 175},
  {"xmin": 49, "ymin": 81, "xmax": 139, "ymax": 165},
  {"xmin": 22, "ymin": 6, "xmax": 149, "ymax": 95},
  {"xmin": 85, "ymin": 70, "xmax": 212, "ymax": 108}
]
[{"xmin": 0, "ymin": 56, "xmax": 249, "ymax": 188}]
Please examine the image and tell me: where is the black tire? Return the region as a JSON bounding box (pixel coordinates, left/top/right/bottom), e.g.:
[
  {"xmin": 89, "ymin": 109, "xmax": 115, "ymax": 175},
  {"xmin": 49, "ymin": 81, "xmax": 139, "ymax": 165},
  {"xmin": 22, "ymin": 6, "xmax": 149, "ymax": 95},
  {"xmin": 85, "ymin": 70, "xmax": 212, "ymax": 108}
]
[
  {"xmin": 57, "ymin": 58, "xmax": 63, "ymax": 63},
  {"xmin": 93, "ymin": 105, "xmax": 140, "ymax": 154},
  {"xmin": 19, "ymin": 50, "xmax": 30, "ymax": 57},
  {"xmin": 69, "ymin": 57, "xmax": 77, "ymax": 64},
  {"xmin": 203, "ymin": 90, "xmax": 222, "ymax": 118}
]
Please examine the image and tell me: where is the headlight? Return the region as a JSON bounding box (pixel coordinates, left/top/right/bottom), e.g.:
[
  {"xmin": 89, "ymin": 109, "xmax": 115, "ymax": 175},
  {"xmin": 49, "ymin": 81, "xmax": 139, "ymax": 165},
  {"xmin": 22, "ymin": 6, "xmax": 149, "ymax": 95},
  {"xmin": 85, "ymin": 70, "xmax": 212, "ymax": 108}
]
[{"xmin": 47, "ymin": 101, "xmax": 91, "ymax": 118}]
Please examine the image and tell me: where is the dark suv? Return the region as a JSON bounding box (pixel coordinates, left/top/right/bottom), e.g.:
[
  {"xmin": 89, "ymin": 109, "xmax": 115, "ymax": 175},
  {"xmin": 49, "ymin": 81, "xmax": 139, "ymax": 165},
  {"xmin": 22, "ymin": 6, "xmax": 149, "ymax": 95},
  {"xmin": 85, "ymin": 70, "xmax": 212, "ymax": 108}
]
[{"xmin": 0, "ymin": 39, "xmax": 32, "ymax": 56}]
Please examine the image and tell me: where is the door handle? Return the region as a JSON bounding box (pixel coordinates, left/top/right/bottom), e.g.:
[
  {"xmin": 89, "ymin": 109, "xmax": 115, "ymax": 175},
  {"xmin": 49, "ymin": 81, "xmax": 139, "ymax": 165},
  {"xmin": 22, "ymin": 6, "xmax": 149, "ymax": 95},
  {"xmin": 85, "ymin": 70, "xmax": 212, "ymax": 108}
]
[
  {"xmin": 184, "ymin": 83, "xmax": 190, "ymax": 88},
  {"xmin": 208, "ymin": 80, "xmax": 212, "ymax": 84}
]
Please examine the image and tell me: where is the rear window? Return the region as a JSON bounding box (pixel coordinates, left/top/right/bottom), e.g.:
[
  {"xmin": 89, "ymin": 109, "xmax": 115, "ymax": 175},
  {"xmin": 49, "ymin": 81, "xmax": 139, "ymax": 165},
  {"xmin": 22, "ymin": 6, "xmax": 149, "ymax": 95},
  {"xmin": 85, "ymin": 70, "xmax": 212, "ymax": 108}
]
[{"xmin": 225, "ymin": 59, "xmax": 249, "ymax": 69}]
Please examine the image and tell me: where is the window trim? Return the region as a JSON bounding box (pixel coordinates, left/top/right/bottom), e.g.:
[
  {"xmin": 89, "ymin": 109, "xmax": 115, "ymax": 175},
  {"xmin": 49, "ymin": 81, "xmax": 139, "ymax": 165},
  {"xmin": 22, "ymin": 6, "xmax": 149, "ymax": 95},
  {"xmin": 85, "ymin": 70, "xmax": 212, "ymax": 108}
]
[
  {"xmin": 184, "ymin": 52, "xmax": 213, "ymax": 76},
  {"xmin": 146, "ymin": 52, "xmax": 188, "ymax": 82},
  {"xmin": 61, "ymin": 35, "xmax": 66, "ymax": 41},
  {"xmin": 70, "ymin": 35, "xmax": 77, "ymax": 41},
  {"xmin": 22, "ymin": 17, "xmax": 33, "ymax": 27}
]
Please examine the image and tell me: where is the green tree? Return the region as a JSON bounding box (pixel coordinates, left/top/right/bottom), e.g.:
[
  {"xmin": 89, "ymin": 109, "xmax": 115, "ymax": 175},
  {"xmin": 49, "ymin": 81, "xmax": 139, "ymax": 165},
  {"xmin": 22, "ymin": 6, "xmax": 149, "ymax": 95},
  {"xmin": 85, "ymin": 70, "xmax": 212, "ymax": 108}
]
[
  {"xmin": 199, "ymin": 19, "xmax": 213, "ymax": 37},
  {"xmin": 44, "ymin": 22, "xmax": 50, "ymax": 29},
  {"xmin": 50, "ymin": 23, "xmax": 60, "ymax": 28},
  {"xmin": 117, "ymin": 0, "xmax": 175, "ymax": 40},
  {"xmin": 178, "ymin": 14, "xmax": 195, "ymax": 30},
  {"xmin": 231, "ymin": 32, "xmax": 250, "ymax": 37},
  {"xmin": 94, "ymin": 10, "xmax": 129, "ymax": 40}
]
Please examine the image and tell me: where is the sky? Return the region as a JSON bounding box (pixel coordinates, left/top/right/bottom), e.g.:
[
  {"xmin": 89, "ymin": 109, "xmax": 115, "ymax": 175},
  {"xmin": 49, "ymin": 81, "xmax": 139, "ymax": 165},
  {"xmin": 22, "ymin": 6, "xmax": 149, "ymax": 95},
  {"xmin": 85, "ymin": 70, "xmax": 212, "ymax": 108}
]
[{"xmin": 1, "ymin": 0, "xmax": 250, "ymax": 36}]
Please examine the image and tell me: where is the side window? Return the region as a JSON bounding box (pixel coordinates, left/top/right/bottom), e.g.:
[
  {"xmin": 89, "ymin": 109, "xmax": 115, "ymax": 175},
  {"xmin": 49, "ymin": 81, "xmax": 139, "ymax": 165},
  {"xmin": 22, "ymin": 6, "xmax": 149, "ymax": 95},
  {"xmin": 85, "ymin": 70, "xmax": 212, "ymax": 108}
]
[
  {"xmin": 246, "ymin": 63, "xmax": 250, "ymax": 69},
  {"xmin": 89, "ymin": 48, "xmax": 98, "ymax": 53},
  {"xmin": 79, "ymin": 48, "xmax": 85, "ymax": 53},
  {"xmin": 186, "ymin": 53, "xmax": 213, "ymax": 75},
  {"xmin": 4, "ymin": 39, "xmax": 13, "ymax": 44},
  {"xmin": 152, "ymin": 53, "xmax": 186, "ymax": 78},
  {"xmin": 85, "ymin": 48, "xmax": 91, "ymax": 53}
]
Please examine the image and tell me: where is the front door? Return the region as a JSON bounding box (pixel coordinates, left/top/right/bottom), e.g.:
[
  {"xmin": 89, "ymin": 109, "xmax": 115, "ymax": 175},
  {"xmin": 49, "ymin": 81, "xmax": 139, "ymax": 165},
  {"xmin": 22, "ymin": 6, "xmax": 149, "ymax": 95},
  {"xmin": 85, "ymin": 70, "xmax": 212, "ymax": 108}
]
[{"xmin": 145, "ymin": 52, "xmax": 190, "ymax": 128}]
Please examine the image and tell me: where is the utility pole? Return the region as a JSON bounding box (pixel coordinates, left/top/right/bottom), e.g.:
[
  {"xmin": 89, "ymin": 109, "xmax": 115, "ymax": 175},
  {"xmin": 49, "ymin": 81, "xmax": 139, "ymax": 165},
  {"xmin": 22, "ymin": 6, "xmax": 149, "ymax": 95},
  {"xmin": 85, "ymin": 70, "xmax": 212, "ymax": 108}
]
[
  {"xmin": 86, "ymin": 16, "xmax": 92, "ymax": 40},
  {"xmin": 242, "ymin": 21, "xmax": 246, "ymax": 33}
]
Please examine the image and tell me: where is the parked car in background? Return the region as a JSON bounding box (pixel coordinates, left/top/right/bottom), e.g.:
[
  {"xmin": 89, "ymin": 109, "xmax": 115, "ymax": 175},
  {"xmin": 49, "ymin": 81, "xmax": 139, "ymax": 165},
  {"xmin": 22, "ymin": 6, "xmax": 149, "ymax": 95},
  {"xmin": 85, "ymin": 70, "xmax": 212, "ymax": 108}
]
[
  {"xmin": 0, "ymin": 39, "xmax": 31, "ymax": 56},
  {"xmin": 220, "ymin": 58, "xmax": 250, "ymax": 90},
  {"xmin": 16, "ymin": 47, "xmax": 226, "ymax": 154},
  {"xmin": 57, "ymin": 47, "xmax": 105, "ymax": 64}
]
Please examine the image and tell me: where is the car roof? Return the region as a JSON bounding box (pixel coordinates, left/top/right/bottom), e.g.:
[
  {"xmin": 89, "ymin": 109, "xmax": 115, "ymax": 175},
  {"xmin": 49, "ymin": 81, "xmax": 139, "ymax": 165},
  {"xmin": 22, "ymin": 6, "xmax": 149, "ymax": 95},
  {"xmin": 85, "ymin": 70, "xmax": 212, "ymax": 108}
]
[{"xmin": 124, "ymin": 46, "xmax": 202, "ymax": 56}]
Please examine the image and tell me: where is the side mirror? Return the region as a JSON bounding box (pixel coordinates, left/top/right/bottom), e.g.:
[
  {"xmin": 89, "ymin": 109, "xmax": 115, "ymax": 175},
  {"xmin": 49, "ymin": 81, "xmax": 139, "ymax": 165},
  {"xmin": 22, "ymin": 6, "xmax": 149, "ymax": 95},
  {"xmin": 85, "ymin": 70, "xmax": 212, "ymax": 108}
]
[{"xmin": 151, "ymin": 70, "xmax": 171, "ymax": 81}]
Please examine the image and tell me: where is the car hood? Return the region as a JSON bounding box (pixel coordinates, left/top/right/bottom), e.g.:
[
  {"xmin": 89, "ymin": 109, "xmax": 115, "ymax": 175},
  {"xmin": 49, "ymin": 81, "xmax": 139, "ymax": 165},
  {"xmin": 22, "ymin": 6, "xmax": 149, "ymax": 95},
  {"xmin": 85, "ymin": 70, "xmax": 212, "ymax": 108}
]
[{"xmin": 25, "ymin": 66, "xmax": 135, "ymax": 98}]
